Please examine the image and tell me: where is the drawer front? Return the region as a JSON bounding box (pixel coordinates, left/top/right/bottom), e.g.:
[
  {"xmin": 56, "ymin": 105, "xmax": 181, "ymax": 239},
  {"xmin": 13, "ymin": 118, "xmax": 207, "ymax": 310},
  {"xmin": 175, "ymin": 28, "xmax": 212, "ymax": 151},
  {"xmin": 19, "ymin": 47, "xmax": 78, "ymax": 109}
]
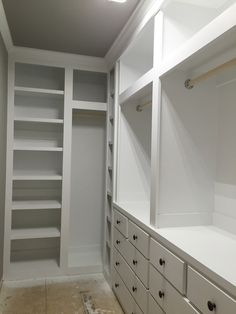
[
  {"xmin": 112, "ymin": 269, "xmax": 143, "ymax": 314},
  {"xmin": 148, "ymin": 294, "xmax": 165, "ymax": 314},
  {"xmin": 131, "ymin": 275, "xmax": 148, "ymax": 313},
  {"xmin": 149, "ymin": 265, "xmax": 199, "ymax": 314},
  {"xmin": 113, "ymin": 227, "xmax": 135, "ymax": 266},
  {"xmin": 187, "ymin": 267, "xmax": 236, "ymax": 314},
  {"xmin": 113, "ymin": 210, "xmax": 128, "ymax": 238},
  {"xmin": 150, "ymin": 238, "xmax": 186, "ymax": 293},
  {"xmin": 131, "ymin": 248, "xmax": 149, "ymax": 288},
  {"xmin": 129, "ymin": 221, "xmax": 149, "ymax": 257}
]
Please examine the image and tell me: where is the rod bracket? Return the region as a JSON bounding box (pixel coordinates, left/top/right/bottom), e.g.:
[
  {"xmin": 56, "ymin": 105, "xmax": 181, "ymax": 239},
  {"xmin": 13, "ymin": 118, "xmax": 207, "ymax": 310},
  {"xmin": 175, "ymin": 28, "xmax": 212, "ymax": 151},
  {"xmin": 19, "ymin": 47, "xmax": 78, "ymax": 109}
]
[{"xmin": 185, "ymin": 79, "xmax": 194, "ymax": 90}]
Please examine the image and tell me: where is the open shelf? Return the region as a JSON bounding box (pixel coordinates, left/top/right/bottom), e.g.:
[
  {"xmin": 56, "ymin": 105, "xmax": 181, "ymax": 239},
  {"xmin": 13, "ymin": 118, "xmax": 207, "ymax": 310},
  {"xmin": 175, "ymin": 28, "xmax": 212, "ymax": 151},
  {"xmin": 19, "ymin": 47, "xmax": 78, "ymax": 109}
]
[
  {"xmin": 13, "ymin": 175, "xmax": 62, "ymax": 181},
  {"xmin": 119, "ymin": 18, "xmax": 154, "ymax": 94},
  {"xmin": 160, "ymin": 1, "xmax": 236, "ymax": 76},
  {"xmin": 12, "ymin": 200, "xmax": 61, "ymax": 210},
  {"xmin": 14, "ymin": 117, "xmax": 63, "ymax": 124},
  {"xmin": 15, "ymin": 63, "xmax": 65, "ymax": 91},
  {"xmin": 11, "ymin": 227, "xmax": 60, "ymax": 240},
  {"xmin": 14, "ymin": 146, "xmax": 63, "ymax": 152},
  {"xmin": 73, "ymin": 70, "xmax": 107, "ymax": 103},
  {"xmin": 15, "ymin": 86, "xmax": 64, "ymax": 97},
  {"xmin": 72, "ymin": 100, "xmax": 107, "ymax": 112}
]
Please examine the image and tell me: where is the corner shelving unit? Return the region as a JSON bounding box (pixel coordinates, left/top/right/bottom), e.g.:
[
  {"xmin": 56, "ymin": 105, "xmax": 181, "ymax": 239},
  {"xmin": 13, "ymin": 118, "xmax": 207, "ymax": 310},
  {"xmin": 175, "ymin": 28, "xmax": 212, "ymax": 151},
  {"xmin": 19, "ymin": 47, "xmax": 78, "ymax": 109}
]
[
  {"xmin": 104, "ymin": 67, "xmax": 115, "ymax": 280},
  {"xmin": 4, "ymin": 62, "xmax": 65, "ymax": 280}
]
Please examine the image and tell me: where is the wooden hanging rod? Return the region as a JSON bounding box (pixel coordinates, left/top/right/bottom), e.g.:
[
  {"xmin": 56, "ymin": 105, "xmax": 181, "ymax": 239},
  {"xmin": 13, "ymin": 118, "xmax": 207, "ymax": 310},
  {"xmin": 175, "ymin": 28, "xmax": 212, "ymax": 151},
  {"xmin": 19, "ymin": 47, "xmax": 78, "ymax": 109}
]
[
  {"xmin": 185, "ymin": 57, "xmax": 236, "ymax": 89},
  {"xmin": 136, "ymin": 102, "xmax": 152, "ymax": 112}
]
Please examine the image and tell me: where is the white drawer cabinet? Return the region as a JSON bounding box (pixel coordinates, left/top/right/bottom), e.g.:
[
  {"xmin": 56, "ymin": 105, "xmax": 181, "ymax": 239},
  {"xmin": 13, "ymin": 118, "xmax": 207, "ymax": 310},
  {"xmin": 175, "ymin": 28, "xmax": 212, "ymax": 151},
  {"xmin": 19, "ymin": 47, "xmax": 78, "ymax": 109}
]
[
  {"xmin": 113, "ymin": 227, "xmax": 149, "ymax": 287},
  {"xmin": 129, "ymin": 221, "xmax": 150, "ymax": 258},
  {"xmin": 187, "ymin": 267, "xmax": 236, "ymax": 314},
  {"xmin": 148, "ymin": 294, "xmax": 165, "ymax": 314},
  {"xmin": 150, "ymin": 238, "xmax": 186, "ymax": 294},
  {"xmin": 113, "ymin": 248, "xmax": 148, "ymax": 313},
  {"xmin": 149, "ymin": 265, "xmax": 200, "ymax": 314},
  {"xmin": 113, "ymin": 209, "xmax": 128, "ymax": 238},
  {"xmin": 112, "ymin": 268, "xmax": 143, "ymax": 314}
]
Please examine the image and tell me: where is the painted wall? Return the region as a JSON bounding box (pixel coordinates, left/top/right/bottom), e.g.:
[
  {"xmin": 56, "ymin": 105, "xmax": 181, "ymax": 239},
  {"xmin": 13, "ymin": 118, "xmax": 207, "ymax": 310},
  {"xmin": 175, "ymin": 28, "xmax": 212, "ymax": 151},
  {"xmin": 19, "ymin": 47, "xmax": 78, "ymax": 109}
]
[{"xmin": 0, "ymin": 32, "xmax": 7, "ymax": 281}]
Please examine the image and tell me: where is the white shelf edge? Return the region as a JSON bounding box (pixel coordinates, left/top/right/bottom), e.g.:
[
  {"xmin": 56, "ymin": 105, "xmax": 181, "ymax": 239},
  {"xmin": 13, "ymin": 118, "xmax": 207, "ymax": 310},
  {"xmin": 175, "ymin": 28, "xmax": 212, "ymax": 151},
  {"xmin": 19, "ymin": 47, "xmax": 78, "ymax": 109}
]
[
  {"xmin": 72, "ymin": 100, "xmax": 107, "ymax": 112},
  {"xmin": 15, "ymin": 86, "xmax": 64, "ymax": 96},
  {"xmin": 11, "ymin": 227, "xmax": 61, "ymax": 240},
  {"xmin": 13, "ymin": 175, "xmax": 63, "ymax": 181},
  {"xmin": 12, "ymin": 200, "xmax": 62, "ymax": 210},
  {"xmin": 119, "ymin": 68, "xmax": 154, "ymax": 105},
  {"xmin": 13, "ymin": 146, "xmax": 63, "ymax": 152},
  {"xmin": 14, "ymin": 117, "xmax": 64, "ymax": 124}
]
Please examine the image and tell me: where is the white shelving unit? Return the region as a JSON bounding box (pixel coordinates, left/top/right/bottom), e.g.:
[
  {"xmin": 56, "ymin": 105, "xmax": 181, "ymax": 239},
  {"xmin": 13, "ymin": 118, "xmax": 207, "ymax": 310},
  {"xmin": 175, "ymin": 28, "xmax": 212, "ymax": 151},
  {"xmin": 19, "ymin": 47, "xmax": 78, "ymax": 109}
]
[{"xmin": 104, "ymin": 67, "xmax": 115, "ymax": 280}]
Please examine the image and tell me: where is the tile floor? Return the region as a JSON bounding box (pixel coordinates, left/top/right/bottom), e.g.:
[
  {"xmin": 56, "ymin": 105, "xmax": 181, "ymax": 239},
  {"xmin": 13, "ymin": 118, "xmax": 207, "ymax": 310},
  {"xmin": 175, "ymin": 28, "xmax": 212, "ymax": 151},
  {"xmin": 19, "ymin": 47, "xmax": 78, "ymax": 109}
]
[{"xmin": 0, "ymin": 274, "xmax": 123, "ymax": 314}]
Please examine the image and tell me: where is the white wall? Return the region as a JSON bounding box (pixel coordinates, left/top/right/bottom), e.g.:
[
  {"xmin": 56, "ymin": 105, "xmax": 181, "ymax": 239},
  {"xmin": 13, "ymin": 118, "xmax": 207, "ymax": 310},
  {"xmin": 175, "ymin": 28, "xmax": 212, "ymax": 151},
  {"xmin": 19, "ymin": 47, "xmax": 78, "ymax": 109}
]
[
  {"xmin": 0, "ymin": 32, "xmax": 7, "ymax": 281},
  {"xmin": 158, "ymin": 73, "xmax": 219, "ymax": 227}
]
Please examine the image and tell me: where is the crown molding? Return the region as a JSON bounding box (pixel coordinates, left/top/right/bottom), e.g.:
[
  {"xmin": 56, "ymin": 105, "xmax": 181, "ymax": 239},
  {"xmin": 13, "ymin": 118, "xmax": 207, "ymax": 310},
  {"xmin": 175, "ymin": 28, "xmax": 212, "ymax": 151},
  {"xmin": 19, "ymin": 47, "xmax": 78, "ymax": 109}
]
[
  {"xmin": 105, "ymin": 0, "xmax": 165, "ymax": 69},
  {"xmin": 0, "ymin": 1, "xmax": 13, "ymax": 52}
]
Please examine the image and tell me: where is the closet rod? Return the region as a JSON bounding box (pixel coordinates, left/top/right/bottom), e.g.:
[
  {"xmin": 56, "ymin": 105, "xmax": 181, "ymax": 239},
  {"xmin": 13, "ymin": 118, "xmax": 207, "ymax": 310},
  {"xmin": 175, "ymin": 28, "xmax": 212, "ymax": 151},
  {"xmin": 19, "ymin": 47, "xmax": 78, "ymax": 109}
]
[
  {"xmin": 136, "ymin": 102, "xmax": 152, "ymax": 112},
  {"xmin": 185, "ymin": 57, "xmax": 236, "ymax": 89}
]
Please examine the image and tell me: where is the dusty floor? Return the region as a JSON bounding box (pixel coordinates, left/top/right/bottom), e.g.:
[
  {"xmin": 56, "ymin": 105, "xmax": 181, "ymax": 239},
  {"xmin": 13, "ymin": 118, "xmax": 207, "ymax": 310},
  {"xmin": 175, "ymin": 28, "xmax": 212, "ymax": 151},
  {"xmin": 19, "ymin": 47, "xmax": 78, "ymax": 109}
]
[{"xmin": 0, "ymin": 274, "xmax": 124, "ymax": 314}]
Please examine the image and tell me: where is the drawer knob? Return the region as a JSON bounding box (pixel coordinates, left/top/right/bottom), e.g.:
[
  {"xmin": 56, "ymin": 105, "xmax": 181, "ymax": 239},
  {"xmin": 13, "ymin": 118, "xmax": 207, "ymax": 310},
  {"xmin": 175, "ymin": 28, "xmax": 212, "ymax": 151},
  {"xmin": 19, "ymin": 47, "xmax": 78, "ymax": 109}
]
[
  {"xmin": 116, "ymin": 220, "xmax": 121, "ymax": 224},
  {"xmin": 133, "ymin": 234, "xmax": 138, "ymax": 240},
  {"xmin": 207, "ymin": 301, "xmax": 216, "ymax": 311},
  {"xmin": 132, "ymin": 259, "xmax": 138, "ymax": 265},
  {"xmin": 158, "ymin": 291, "xmax": 165, "ymax": 299},
  {"xmin": 115, "ymin": 261, "xmax": 120, "ymax": 266},
  {"xmin": 159, "ymin": 258, "xmax": 165, "ymax": 266},
  {"xmin": 116, "ymin": 240, "xmax": 120, "ymax": 245},
  {"xmin": 115, "ymin": 283, "xmax": 119, "ymax": 288},
  {"xmin": 132, "ymin": 286, "xmax": 137, "ymax": 292}
]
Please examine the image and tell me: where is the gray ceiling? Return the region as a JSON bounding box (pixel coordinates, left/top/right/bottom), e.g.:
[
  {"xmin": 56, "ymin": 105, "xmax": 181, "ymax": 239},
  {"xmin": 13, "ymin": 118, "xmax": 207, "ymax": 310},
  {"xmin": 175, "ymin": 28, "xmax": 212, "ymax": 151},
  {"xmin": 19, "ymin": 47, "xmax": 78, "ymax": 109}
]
[{"xmin": 3, "ymin": 0, "xmax": 140, "ymax": 57}]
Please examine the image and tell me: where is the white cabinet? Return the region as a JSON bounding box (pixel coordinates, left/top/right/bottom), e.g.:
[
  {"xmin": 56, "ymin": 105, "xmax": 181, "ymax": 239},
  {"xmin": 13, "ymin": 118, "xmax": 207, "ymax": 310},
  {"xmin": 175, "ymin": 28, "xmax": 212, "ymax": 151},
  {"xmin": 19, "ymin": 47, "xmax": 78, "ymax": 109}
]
[{"xmin": 114, "ymin": 209, "xmax": 129, "ymax": 238}]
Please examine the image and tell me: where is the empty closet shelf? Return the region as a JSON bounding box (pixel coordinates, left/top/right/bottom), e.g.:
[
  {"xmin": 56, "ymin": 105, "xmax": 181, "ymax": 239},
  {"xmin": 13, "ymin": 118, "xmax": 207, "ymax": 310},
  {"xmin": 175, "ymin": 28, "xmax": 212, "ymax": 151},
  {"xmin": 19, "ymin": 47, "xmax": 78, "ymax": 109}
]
[
  {"xmin": 14, "ymin": 117, "xmax": 64, "ymax": 124},
  {"xmin": 15, "ymin": 86, "xmax": 64, "ymax": 98},
  {"xmin": 12, "ymin": 200, "xmax": 62, "ymax": 210},
  {"xmin": 13, "ymin": 174, "xmax": 63, "ymax": 181},
  {"xmin": 11, "ymin": 227, "xmax": 61, "ymax": 240},
  {"xmin": 13, "ymin": 146, "xmax": 63, "ymax": 152},
  {"xmin": 72, "ymin": 100, "xmax": 107, "ymax": 111}
]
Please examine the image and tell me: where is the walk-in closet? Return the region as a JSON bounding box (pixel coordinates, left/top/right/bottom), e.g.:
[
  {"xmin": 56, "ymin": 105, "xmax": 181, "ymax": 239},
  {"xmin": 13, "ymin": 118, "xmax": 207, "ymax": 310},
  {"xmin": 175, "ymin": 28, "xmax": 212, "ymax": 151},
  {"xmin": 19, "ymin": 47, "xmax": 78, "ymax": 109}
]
[{"xmin": 0, "ymin": 0, "xmax": 236, "ymax": 314}]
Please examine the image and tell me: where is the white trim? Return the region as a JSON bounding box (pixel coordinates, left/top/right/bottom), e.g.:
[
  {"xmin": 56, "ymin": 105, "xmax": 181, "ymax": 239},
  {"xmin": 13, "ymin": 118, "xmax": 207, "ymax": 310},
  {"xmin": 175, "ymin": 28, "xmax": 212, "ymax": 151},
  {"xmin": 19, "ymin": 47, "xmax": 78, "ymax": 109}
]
[
  {"xmin": 105, "ymin": 0, "xmax": 163, "ymax": 69},
  {"xmin": 0, "ymin": 1, "xmax": 13, "ymax": 52},
  {"xmin": 10, "ymin": 46, "xmax": 108, "ymax": 73}
]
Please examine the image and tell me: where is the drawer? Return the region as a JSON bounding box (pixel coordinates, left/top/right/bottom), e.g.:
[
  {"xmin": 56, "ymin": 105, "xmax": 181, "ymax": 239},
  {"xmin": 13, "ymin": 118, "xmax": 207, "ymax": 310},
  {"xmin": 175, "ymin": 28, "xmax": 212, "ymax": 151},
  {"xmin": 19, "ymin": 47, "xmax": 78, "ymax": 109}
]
[
  {"xmin": 112, "ymin": 268, "xmax": 143, "ymax": 314},
  {"xmin": 149, "ymin": 265, "xmax": 199, "ymax": 314},
  {"xmin": 129, "ymin": 221, "xmax": 149, "ymax": 257},
  {"xmin": 113, "ymin": 209, "xmax": 128, "ymax": 238},
  {"xmin": 148, "ymin": 294, "xmax": 165, "ymax": 314},
  {"xmin": 187, "ymin": 267, "xmax": 236, "ymax": 314},
  {"xmin": 113, "ymin": 248, "xmax": 148, "ymax": 313},
  {"xmin": 130, "ymin": 247, "xmax": 149, "ymax": 288},
  {"xmin": 114, "ymin": 246, "xmax": 149, "ymax": 288},
  {"xmin": 150, "ymin": 238, "xmax": 186, "ymax": 293},
  {"xmin": 113, "ymin": 227, "xmax": 135, "ymax": 264}
]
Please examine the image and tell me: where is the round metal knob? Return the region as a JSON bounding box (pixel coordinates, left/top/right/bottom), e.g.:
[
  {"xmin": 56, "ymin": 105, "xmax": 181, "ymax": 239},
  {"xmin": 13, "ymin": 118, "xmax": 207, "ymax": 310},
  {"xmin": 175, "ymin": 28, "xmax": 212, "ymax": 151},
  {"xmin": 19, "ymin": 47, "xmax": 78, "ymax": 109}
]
[
  {"xmin": 207, "ymin": 301, "xmax": 216, "ymax": 311},
  {"xmin": 115, "ymin": 261, "xmax": 120, "ymax": 266},
  {"xmin": 159, "ymin": 258, "xmax": 165, "ymax": 266},
  {"xmin": 132, "ymin": 286, "xmax": 137, "ymax": 292},
  {"xmin": 159, "ymin": 291, "xmax": 164, "ymax": 299},
  {"xmin": 115, "ymin": 283, "xmax": 119, "ymax": 288},
  {"xmin": 132, "ymin": 259, "xmax": 138, "ymax": 265},
  {"xmin": 116, "ymin": 240, "xmax": 120, "ymax": 245},
  {"xmin": 116, "ymin": 220, "xmax": 121, "ymax": 224},
  {"xmin": 133, "ymin": 234, "xmax": 138, "ymax": 240}
]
